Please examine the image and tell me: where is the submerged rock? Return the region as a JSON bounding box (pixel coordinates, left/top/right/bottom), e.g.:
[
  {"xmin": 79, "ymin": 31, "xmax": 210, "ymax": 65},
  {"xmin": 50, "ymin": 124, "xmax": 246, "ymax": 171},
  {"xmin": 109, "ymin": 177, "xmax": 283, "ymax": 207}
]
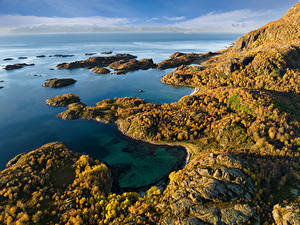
[
  {"xmin": 18, "ymin": 56, "xmax": 27, "ymax": 59},
  {"xmin": 3, "ymin": 58, "xmax": 14, "ymax": 61},
  {"xmin": 46, "ymin": 93, "xmax": 80, "ymax": 107},
  {"xmin": 42, "ymin": 78, "xmax": 77, "ymax": 88},
  {"xmin": 36, "ymin": 55, "xmax": 46, "ymax": 58},
  {"xmin": 56, "ymin": 53, "xmax": 137, "ymax": 70},
  {"xmin": 4, "ymin": 63, "xmax": 35, "ymax": 70},
  {"xmin": 85, "ymin": 53, "xmax": 96, "ymax": 56},
  {"xmin": 91, "ymin": 67, "xmax": 110, "ymax": 74}
]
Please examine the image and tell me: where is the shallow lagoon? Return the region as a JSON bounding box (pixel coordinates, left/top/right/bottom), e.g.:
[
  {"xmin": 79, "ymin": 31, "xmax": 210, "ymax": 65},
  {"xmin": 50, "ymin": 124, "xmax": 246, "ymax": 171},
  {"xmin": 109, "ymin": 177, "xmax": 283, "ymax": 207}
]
[{"xmin": 0, "ymin": 33, "xmax": 239, "ymax": 188}]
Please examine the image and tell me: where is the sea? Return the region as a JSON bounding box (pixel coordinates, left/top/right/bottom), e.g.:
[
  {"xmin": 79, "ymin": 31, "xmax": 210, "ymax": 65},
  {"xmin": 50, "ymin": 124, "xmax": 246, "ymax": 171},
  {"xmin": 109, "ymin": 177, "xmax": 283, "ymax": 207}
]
[{"xmin": 0, "ymin": 32, "xmax": 240, "ymax": 189}]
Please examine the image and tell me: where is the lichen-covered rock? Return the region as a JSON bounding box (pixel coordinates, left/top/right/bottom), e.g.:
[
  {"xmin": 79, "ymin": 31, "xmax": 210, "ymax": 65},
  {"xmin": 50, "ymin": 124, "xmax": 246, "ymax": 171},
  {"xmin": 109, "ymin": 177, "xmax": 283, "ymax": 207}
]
[
  {"xmin": 272, "ymin": 203, "xmax": 300, "ymax": 225},
  {"xmin": 46, "ymin": 94, "xmax": 80, "ymax": 107},
  {"xmin": 160, "ymin": 153, "xmax": 259, "ymax": 225},
  {"xmin": 42, "ymin": 78, "xmax": 77, "ymax": 88},
  {"xmin": 91, "ymin": 67, "xmax": 111, "ymax": 74}
]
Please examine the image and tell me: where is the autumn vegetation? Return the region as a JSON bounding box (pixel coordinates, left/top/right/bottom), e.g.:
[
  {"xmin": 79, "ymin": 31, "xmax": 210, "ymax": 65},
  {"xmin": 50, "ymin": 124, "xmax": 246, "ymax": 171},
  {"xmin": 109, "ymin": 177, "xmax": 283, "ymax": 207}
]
[{"xmin": 1, "ymin": 2, "xmax": 299, "ymax": 225}]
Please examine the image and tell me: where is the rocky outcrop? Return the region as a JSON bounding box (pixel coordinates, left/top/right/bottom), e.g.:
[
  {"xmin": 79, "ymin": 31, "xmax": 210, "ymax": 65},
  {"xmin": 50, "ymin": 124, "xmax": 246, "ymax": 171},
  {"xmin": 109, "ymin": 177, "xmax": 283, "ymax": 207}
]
[
  {"xmin": 108, "ymin": 58, "xmax": 155, "ymax": 74},
  {"xmin": 4, "ymin": 63, "xmax": 35, "ymax": 70},
  {"xmin": 91, "ymin": 67, "xmax": 111, "ymax": 74},
  {"xmin": 158, "ymin": 153, "xmax": 259, "ymax": 224},
  {"xmin": 42, "ymin": 78, "xmax": 76, "ymax": 88},
  {"xmin": 272, "ymin": 203, "xmax": 300, "ymax": 225},
  {"xmin": 46, "ymin": 94, "xmax": 80, "ymax": 107},
  {"xmin": 156, "ymin": 52, "xmax": 216, "ymax": 70},
  {"xmin": 56, "ymin": 54, "xmax": 137, "ymax": 70}
]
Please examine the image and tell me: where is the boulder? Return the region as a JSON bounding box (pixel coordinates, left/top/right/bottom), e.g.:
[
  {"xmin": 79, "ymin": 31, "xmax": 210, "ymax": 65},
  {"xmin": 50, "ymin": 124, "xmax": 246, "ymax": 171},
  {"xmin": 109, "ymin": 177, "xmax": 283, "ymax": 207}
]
[
  {"xmin": 42, "ymin": 78, "xmax": 76, "ymax": 88},
  {"xmin": 46, "ymin": 94, "xmax": 80, "ymax": 107}
]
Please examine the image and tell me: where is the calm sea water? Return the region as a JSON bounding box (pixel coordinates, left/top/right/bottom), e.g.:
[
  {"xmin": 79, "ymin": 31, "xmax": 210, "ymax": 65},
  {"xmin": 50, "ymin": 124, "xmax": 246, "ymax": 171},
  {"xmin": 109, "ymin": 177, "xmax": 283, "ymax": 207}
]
[{"xmin": 0, "ymin": 33, "xmax": 239, "ymax": 188}]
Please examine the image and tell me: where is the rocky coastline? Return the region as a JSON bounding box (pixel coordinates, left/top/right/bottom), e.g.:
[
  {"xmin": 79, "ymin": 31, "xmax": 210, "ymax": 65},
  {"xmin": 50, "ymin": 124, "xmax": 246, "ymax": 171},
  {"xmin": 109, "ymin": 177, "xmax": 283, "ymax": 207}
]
[{"xmin": 0, "ymin": 3, "xmax": 299, "ymax": 225}]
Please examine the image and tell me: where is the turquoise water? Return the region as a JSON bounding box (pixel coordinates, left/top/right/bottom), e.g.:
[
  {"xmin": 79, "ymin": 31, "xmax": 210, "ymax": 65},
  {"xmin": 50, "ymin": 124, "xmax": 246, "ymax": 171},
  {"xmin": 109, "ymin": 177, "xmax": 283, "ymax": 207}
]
[{"xmin": 0, "ymin": 33, "xmax": 239, "ymax": 188}]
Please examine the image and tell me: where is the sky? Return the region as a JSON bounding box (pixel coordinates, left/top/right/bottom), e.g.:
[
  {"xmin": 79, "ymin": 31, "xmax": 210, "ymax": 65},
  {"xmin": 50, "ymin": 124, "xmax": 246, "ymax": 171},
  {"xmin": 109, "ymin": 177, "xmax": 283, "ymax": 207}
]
[{"xmin": 0, "ymin": 0, "xmax": 297, "ymax": 33}]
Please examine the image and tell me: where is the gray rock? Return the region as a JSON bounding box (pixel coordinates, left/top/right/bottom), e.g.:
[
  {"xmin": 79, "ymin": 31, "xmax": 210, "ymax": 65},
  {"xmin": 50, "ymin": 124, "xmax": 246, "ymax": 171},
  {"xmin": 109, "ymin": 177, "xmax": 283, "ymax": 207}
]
[{"xmin": 272, "ymin": 204, "xmax": 300, "ymax": 225}]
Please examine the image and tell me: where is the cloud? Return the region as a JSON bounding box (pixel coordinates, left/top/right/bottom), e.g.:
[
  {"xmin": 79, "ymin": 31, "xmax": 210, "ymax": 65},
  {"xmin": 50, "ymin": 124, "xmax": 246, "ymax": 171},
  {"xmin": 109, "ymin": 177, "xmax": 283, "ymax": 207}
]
[
  {"xmin": 0, "ymin": 15, "xmax": 131, "ymax": 27},
  {"xmin": 146, "ymin": 16, "xmax": 185, "ymax": 23},
  {"xmin": 163, "ymin": 16, "xmax": 185, "ymax": 21},
  {"xmin": 174, "ymin": 9, "xmax": 280, "ymax": 33}
]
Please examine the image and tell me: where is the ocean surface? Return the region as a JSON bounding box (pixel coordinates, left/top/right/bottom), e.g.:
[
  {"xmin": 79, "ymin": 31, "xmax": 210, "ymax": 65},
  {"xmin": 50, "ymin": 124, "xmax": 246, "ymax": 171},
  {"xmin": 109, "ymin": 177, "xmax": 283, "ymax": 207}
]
[{"xmin": 0, "ymin": 33, "xmax": 240, "ymax": 188}]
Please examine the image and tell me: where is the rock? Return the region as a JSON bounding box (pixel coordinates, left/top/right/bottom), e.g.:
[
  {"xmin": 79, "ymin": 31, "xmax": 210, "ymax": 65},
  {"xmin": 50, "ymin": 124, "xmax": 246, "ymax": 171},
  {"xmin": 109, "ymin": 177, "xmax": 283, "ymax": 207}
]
[
  {"xmin": 162, "ymin": 153, "xmax": 258, "ymax": 224},
  {"xmin": 56, "ymin": 54, "xmax": 136, "ymax": 70},
  {"xmin": 0, "ymin": 80, "xmax": 4, "ymax": 82},
  {"xmin": 0, "ymin": 86, "xmax": 3, "ymax": 89},
  {"xmin": 101, "ymin": 51, "xmax": 112, "ymax": 54},
  {"xmin": 91, "ymin": 67, "xmax": 110, "ymax": 74},
  {"xmin": 85, "ymin": 53, "xmax": 96, "ymax": 56},
  {"xmin": 6, "ymin": 153, "xmax": 25, "ymax": 168},
  {"xmin": 42, "ymin": 78, "xmax": 76, "ymax": 88},
  {"xmin": 52, "ymin": 54, "xmax": 75, "ymax": 57},
  {"xmin": 46, "ymin": 94, "xmax": 80, "ymax": 107},
  {"xmin": 3, "ymin": 58, "xmax": 14, "ymax": 61},
  {"xmin": 18, "ymin": 57, "xmax": 27, "ymax": 59},
  {"xmin": 49, "ymin": 68, "xmax": 55, "ymax": 70},
  {"xmin": 157, "ymin": 52, "xmax": 215, "ymax": 70},
  {"xmin": 221, "ymin": 204, "xmax": 256, "ymax": 225},
  {"xmin": 4, "ymin": 63, "xmax": 35, "ymax": 70},
  {"xmin": 138, "ymin": 89, "xmax": 144, "ymax": 93},
  {"xmin": 57, "ymin": 102, "xmax": 87, "ymax": 120},
  {"xmin": 108, "ymin": 58, "xmax": 155, "ymax": 74},
  {"xmin": 272, "ymin": 203, "xmax": 300, "ymax": 225},
  {"xmin": 190, "ymin": 205, "xmax": 221, "ymax": 224},
  {"xmin": 36, "ymin": 55, "xmax": 46, "ymax": 58}
]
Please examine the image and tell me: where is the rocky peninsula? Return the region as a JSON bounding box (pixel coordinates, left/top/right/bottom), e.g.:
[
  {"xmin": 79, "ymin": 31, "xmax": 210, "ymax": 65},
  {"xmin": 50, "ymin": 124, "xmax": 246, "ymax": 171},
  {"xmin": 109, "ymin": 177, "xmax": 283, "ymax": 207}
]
[{"xmin": 0, "ymin": 2, "xmax": 299, "ymax": 225}]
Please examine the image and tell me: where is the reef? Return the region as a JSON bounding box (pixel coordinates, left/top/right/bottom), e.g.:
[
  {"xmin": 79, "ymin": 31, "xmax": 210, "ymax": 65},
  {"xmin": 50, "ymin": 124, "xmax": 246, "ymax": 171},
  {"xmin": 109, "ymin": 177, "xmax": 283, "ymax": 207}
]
[{"xmin": 42, "ymin": 78, "xmax": 77, "ymax": 88}]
